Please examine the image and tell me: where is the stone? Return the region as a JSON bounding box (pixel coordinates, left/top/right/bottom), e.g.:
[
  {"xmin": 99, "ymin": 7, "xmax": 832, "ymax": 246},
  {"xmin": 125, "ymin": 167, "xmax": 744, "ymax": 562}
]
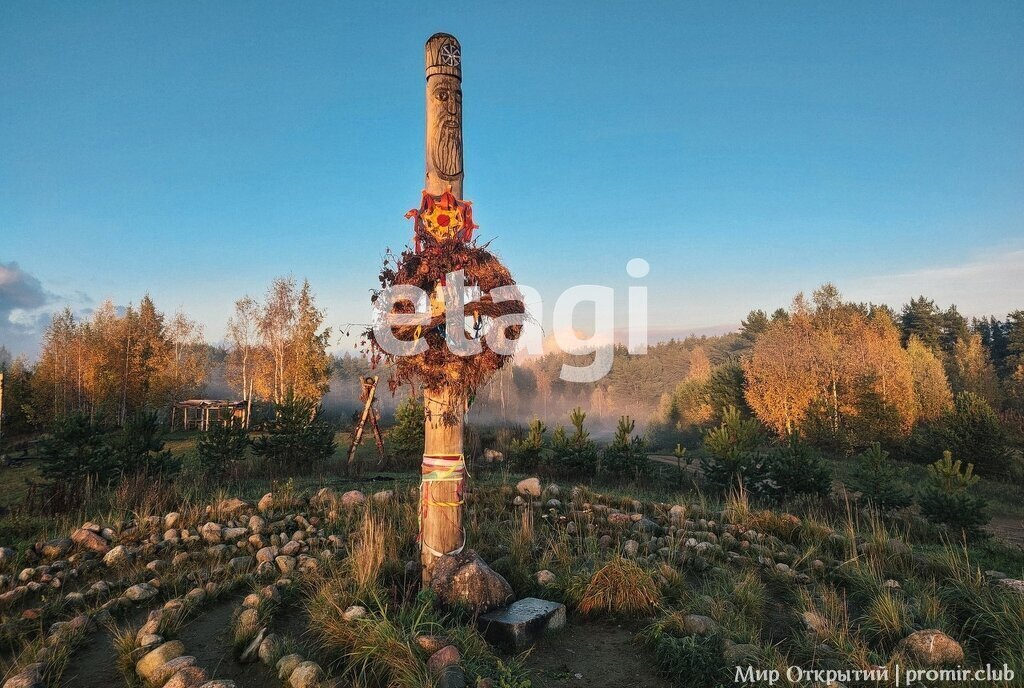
[
  {"xmin": 516, "ymin": 477, "xmax": 541, "ymax": 497},
  {"xmin": 200, "ymin": 523, "xmax": 222, "ymax": 544},
  {"xmin": 248, "ymin": 515, "xmax": 267, "ymax": 533},
  {"xmin": 137, "ymin": 640, "xmax": 186, "ymax": 683},
  {"xmin": 275, "ymin": 555, "xmax": 296, "ymax": 573},
  {"xmin": 237, "ymin": 608, "xmax": 260, "ymax": 635},
  {"xmin": 163, "ymin": 666, "xmax": 209, "ymax": 688},
  {"xmin": 276, "ymin": 654, "xmax": 303, "ymax": 680},
  {"xmin": 483, "ymin": 448, "xmax": 503, "ymax": 462},
  {"xmin": 256, "ymin": 546, "xmax": 277, "ymax": 564},
  {"xmin": 288, "ymin": 661, "xmax": 324, "ymax": 688},
  {"xmin": 2, "ymin": 663, "xmax": 43, "ymax": 688},
  {"xmin": 165, "ymin": 512, "xmax": 181, "ymax": 529},
  {"xmin": 103, "ymin": 545, "xmax": 132, "ymax": 567},
  {"xmin": 0, "ymin": 547, "xmax": 15, "ymax": 567},
  {"xmin": 372, "ymin": 490, "xmax": 395, "ymax": 503},
  {"xmin": 223, "ymin": 527, "xmax": 247, "ymax": 541},
  {"xmin": 430, "ymin": 549, "xmax": 514, "ymax": 613},
  {"xmin": 341, "ymin": 490, "xmax": 366, "ymax": 508},
  {"xmin": 997, "ymin": 578, "xmax": 1024, "ymax": 594},
  {"xmin": 343, "ymin": 605, "xmax": 367, "ymax": 621},
  {"xmin": 71, "ymin": 528, "xmax": 109, "ymax": 554},
  {"xmin": 150, "ymin": 656, "xmax": 197, "ymax": 685},
  {"xmin": 680, "ymin": 614, "xmax": 718, "ymax": 636},
  {"xmin": 622, "ymin": 540, "xmax": 639, "ymax": 557},
  {"xmin": 898, "ymin": 629, "xmax": 964, "ymax": 666},
  {"xmin": 198, "ymin": 683, "xmax": 237, "ymax": 688},
  {"xmin": 427, "ymin": 645, "xmax": 461, "ymax": 675},
  {"xmin": 259, "ymin": 633, "xmax": 283, "ymax": 665},
  {"xmin": 258, "ymin": 493, "xmax": 275, "ymax": 512},
  {"xmin": 535, "ymin": 570, "xmax": 556, "ymax": 586},
  {"xmin": 280, "ymin": 540, "xmax": 301, "ymax": 557},
  {"xmin": 125, "ymin": 582, "xmax": 158, "ymax": 602},
  {"xmin": 438, "ymin": 665, "xmax": 466, "ymax": 688},
  {"xmin": 478, "ymin": 597, "xmax": 566, "ymax": 650},
  {"xmin": 138, "ymin": 634, "xmax": 163, "ymax": 650}
]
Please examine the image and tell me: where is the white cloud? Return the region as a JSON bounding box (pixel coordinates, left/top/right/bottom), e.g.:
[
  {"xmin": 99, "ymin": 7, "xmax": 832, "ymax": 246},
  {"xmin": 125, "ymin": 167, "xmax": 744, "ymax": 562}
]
[{"xmin": 847, "ymin": 248, "xmax": 1024, "ymax": 318}]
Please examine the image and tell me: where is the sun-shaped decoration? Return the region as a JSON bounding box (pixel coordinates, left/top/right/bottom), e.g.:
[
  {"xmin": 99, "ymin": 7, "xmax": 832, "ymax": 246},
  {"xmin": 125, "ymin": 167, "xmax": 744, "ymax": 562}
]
[{"xmin": 405, "ymin": 186, "xmax": 476, "ymax": 251}]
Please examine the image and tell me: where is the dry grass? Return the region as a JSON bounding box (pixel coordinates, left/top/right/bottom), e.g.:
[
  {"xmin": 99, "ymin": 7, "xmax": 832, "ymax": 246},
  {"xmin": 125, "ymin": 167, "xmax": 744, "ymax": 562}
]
[
  {"xmin": 578, "ymin": 556, "xmax": 662, "ymax": 617},
  {"xmin": 346, "ymin": 507, "xmax": 398, "ymax": 595}
]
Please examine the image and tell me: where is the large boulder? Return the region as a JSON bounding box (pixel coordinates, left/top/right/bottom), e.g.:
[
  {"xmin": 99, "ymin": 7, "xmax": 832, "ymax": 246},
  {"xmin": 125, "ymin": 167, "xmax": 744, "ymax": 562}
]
[
  {"xmin": 429, "ymin": 549, "xmax": 513, "ymax": 613},
  {"xmin": 898, "ymin": 629, "xmax": 964, "ymax": 666}
]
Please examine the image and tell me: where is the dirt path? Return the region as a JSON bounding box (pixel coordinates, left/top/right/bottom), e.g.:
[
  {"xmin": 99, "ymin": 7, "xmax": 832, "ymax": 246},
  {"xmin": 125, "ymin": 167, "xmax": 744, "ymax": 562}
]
[
  {"xmin": 177, "ymin": 597, "xmax": 279, "ymax": 688},
  {"xmin": 988, "ymin": 514, "xmax": 1024, "ymax": 549},
  {"xmin": 58, "ymin": 603, "xmax": 155, "ymax": 688},
  {"xmin": 525, "ymin": 621, "xmax": 672, "ymax": 688}
]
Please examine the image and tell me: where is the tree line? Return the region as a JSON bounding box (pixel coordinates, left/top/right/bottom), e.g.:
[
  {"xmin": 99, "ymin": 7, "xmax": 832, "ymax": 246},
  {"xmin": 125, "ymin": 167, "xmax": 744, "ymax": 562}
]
[{"xmin": 0, "ymin": 276, "xmax": 332, "ymax": 435}]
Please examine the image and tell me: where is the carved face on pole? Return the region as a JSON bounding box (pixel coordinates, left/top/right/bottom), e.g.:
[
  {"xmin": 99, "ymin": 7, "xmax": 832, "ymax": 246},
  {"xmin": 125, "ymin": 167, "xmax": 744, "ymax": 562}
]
[
  {"xmin": 429, "ymin": 76, "xmax": 463, "ymax": 180},
  {"xmin": 425, "ymin": 33, "xmax": 464, "ymax": 195}
]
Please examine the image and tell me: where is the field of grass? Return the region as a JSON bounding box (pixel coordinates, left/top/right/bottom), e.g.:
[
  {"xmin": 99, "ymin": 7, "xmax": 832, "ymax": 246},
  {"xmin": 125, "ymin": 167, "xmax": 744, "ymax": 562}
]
[{"xmin": 1, "ymin": 428, "xmax": 1023, "ymax": 687}]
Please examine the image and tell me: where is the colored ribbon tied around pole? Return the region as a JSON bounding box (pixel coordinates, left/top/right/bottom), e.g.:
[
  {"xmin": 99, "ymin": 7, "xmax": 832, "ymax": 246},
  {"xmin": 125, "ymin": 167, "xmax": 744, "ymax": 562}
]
[{"xmin": 418, "ymin": 453, "xmax": 467, "ymax": 557}]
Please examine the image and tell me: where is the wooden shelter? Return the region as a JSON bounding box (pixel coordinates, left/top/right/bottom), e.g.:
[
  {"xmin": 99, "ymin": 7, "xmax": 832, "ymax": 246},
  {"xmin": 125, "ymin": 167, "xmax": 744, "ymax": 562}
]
[{"xmin": 170, "ymin": 399, "xmax": 248, "ymax": 431}]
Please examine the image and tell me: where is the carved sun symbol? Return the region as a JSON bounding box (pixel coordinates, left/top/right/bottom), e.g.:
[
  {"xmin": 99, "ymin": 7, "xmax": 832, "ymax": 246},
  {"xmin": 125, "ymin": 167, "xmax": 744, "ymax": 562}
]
[{"xmin": 439, "ymin": 43, "xmax": 460, "ymax": 67}]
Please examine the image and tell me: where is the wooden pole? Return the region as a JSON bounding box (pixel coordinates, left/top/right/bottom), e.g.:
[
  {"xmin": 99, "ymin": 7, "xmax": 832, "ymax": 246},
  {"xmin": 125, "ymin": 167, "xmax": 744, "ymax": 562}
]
[
  {"xmin": 420, "ymin": 33, "xmax": 466, "ymax": 585},
  {"xmin": 347, "ymin": 376, "xmax": 379, "ymax": 469},
  {"xmin": 421, "ymin": 388, "xmax": 464, "ymax": 583}
]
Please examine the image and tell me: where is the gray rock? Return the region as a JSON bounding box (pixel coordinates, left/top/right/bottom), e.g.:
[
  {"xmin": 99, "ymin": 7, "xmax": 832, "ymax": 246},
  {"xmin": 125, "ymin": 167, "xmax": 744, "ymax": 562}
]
[
  {"xmin": 478, "ymin": 597, "xmax": 566, "ymax": 650},
  {"xmin": 125, "ymin": 583, "xmax": 158, "ymax": 602},
  {"xmin": 535, "ymin": 570, "xmax": 556, "ymax": 587},
  {"xmin": 103, "ymin": 545, "xmax": 132, "ymax": 567},
  {"xmin": 343, "ymin": 605, "xmax": 367, "ymax": 621},
  {"xmin": 430, "ymin": 549, "xmax": 513, "ymax": 613}
]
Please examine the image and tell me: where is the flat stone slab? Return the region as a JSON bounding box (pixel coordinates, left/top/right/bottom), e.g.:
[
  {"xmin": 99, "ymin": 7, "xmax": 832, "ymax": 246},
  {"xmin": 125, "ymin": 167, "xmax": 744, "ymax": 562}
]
[{"xmin": 478, "ymin": 597, "xmax": 566, "ymax": 650}]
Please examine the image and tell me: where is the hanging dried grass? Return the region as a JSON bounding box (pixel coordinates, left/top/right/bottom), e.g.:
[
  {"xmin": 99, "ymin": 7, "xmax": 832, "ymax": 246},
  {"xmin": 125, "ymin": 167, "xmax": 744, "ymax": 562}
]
[{"xmin": 364, "ymin": 238, "xmax": 524, "ymax": 413}]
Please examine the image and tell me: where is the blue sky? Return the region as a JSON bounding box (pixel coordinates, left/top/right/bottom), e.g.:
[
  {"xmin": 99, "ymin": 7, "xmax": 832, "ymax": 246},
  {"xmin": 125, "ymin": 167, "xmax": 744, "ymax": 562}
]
[{"xmin": 2, "ymin": 2, "xmax": 1023, "ymax": 357}]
